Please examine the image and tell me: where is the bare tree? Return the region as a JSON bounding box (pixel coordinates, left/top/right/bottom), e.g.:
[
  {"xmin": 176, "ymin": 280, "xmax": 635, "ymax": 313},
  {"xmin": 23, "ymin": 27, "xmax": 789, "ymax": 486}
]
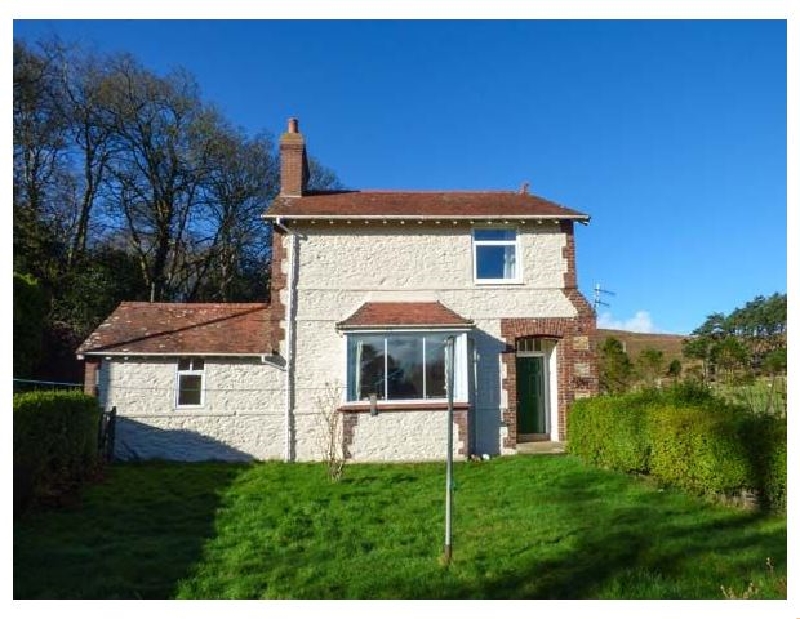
[
  {"xmin": 13, "ymin": 39, "xmax": 68, "ymax": 216},
  {"xmin": 13, "ymin": 35, "xmax": 351, "ymax": 381},
  {"xmin": 188, "ymin": 127, "xmax": 278, "ymax": 301},
  {"xmin": 99, "ymin": 56, "xmax": 217, "ymax": 300},
  {"xmin": 306, "ymin": 156, "xmax": 344, "ymax": 192},
  {"xmin": 13, "ymin": 39, "xmax": 78, "ymax": 284},
  {"xmin": 315, "ymin": 382, "xmax": 347, "ymax": 481},
  {"xmin": 55, "ymin": 41, "xmax": 118, "ymax": 267}
]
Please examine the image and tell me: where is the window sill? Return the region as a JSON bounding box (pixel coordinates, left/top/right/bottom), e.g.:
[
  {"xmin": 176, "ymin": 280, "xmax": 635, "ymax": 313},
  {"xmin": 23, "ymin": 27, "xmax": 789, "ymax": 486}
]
[
  {"xmin": 473, "ymin": 280, "xmax": 524, "ymax": 286},
  {"xmin": 338, "ymin": 401, "xmax": 470, "ymax": 413}
]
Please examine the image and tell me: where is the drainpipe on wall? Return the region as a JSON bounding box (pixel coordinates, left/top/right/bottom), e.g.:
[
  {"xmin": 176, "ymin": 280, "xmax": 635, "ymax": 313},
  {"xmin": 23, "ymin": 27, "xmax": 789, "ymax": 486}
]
[
  {"xmin": 471, "ymin": 340, "xmax": 479, "ymax": 455},
  {"xmin": 275, "ymin": 217, "xmax": 297, "ymax": 462}
]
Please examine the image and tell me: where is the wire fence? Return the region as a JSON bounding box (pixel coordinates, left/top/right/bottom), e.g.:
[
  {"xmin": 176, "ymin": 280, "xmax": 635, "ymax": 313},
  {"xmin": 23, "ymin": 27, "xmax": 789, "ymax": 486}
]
[{"xmin": 13, "ymin": 379, "xmax": 84, "ymax": 394}]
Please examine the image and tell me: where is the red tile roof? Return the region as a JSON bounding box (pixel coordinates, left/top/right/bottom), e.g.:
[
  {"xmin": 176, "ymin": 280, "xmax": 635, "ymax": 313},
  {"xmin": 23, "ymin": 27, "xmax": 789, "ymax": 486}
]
[
  {"xmin": 337, "ymin": 301, "xmax": 474, "ymax": 329},
  {"xmin": 266, "ymin": 190, "xmax": 589, "ymax": 220},
  {"xmin": 77, "ymin": 302, "xmax": 272, "ymax": 356}
]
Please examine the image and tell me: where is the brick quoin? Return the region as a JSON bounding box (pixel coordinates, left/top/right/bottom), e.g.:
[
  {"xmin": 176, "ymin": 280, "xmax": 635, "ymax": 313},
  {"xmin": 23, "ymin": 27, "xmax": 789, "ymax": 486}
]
[
  {"xmin": 83, "ymin": 358, "xmax": 99, "ymax": 396},
  {"xmin": 269, "ymin": 226, "xmax": 287, "ymax": 356},
  {"xmin": 453, "ymin": 409, "xmax": 469, "ymax": 456},
  {"xmin": 500, "ymin": 221, "xmax": 598, "ymax": 450},
  {"xmin": 342, "ymin": 412, "xmax": 359, "ymax": 460}
]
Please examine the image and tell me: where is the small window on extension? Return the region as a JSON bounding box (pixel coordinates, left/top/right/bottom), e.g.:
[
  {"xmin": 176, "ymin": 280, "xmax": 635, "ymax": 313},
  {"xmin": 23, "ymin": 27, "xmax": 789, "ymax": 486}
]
[{"xmin": 176, "ymin": 358, "xmax": 205, "ymax": 407}]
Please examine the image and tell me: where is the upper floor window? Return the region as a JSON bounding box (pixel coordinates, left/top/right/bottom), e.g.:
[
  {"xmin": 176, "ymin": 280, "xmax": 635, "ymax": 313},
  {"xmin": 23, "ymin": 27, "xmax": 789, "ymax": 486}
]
[
  {"xmin": 176, "ymin": 358, "xmax": 205, "ymax": 408},
  {"xmin": 473, "ymin": 228, "xmax": 520, "ymax": 283}
]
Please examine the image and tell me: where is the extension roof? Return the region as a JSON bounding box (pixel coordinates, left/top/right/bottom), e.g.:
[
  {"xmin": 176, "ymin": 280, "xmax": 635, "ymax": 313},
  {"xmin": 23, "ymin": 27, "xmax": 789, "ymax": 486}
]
[
  {"xmin": 336, "ymin": 301, "xmax": 474, "ymax": 330},
  {"xmin": 76, "ymin": 302, "xmax": 272, "ymax": 357},
  {"xmin": 265, "ymin": 190, "xmax": 589, "ymax": 221}
]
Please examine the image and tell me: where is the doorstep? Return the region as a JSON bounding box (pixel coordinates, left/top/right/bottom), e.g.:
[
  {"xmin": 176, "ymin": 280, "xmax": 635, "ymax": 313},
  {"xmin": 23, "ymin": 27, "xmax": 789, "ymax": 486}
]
[{"xmin": 516, "ymin": 441, "xmax": 567, "ymax": 455}]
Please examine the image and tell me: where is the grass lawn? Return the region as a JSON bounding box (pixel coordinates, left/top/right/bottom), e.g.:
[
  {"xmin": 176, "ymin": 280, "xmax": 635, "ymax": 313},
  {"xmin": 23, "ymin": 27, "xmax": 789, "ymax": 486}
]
[{"xmin": 13, "ymin": 455, "xmax": 786, "ymax": 599}]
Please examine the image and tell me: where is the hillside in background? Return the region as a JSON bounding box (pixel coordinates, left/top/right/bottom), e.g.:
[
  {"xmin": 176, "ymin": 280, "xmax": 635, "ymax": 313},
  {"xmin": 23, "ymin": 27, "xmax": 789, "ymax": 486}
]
[{"xmin": 595, "ymin": 329, "xmax": 688, "ymax": 364}]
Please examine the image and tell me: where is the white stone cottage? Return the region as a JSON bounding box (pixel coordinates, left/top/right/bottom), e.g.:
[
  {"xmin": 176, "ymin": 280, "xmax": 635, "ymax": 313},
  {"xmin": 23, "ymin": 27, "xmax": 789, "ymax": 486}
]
[{"xmin": 77, "ymin": 118, "xmax": 598, "ymax": 462}]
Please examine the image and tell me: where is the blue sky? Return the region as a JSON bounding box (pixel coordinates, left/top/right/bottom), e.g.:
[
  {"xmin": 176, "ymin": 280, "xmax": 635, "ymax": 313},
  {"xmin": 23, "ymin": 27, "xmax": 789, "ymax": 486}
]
[{"xmin": 13, "ymin": 19, "xmax": 787, "ymax": 335}]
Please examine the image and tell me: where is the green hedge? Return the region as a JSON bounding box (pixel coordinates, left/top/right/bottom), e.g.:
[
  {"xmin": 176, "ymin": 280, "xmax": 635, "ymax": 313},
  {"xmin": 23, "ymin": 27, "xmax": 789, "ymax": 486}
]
[
  {"xmin": 741, "ymin": 414, "xmax": 787, "ymax": 510},
  {"xmin": 569, "ymin": 392, "xmax": 651, "ymax": 473},
  {"xmin": 568, "ymin": 385, "xmax": 786, "ymax": 510},
  {"xmin": 647, "ymin": 403, "xmax": 752, "ymax": 496},
  {"xmin": 14, "ymin": 391, "xmax": 101, "ymax": 513},
  {"xmin": 765, "ymin": 418, "xmax": 787, "ymax": 509}
]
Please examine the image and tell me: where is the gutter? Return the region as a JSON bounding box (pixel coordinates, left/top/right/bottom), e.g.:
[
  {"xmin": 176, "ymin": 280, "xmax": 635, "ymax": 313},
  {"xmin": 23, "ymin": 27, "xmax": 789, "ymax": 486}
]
[
  {"xmin": 335, "ymin": 324, "xmax": 475, "ymax": 333},
  {"xmin": 275, "ymin": 216, "xmax": 297, "ymax": 463},
  {"xmin": 77, "ymin": 352, "xmax": 274, "ymax": 360},
  {"xmin": 262, "ymin": 213, "xmax": 590, "ymax": 223}
]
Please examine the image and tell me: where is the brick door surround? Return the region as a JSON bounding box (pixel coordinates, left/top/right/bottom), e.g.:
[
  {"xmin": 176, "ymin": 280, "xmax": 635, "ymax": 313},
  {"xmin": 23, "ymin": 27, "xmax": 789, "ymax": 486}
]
[{"xmin": 500, "ymin": 315, "xmax": 597, "ymax": 449}]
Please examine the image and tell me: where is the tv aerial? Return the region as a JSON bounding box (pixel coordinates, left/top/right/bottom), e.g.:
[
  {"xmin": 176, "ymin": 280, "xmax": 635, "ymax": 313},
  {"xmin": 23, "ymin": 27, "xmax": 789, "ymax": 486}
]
[{"xmin": 594, "ymin": 283, "xmax": 616, "ymax": 313}]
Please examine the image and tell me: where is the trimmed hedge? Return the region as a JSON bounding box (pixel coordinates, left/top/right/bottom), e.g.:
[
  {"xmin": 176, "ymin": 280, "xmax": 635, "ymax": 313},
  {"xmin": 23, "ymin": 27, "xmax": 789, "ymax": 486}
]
[
  {"xmin": 741, "ymin": 414, "xmax": 787, "ymax": 510},
  {"xmin": 568, "ymin": 385, "xmax": 786, "ymax": 510},
  {"xmin": 647, "ymin": 403, "xmax": 752, "ymax": 496},
  {"xmin": 765, "ymin": 418, "xmax": 787, "ymax": 509},
  {"xmin": 14, "ymin": 391, "xmax": 101, "ymax": 513},
  {"xmin": 569, "ymin": 392, "xmax": 651, "ymax": 473}
]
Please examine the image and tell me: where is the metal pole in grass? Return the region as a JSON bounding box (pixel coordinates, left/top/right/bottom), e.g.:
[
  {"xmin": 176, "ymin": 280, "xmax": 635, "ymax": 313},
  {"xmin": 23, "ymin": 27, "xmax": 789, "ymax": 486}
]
[{"xmin": 443, "ymin": 335, "xmax": 455, "ymax": 566}]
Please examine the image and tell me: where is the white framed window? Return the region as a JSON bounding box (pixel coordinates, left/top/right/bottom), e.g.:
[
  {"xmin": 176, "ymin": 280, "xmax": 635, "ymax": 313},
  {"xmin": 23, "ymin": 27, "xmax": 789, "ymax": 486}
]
[
  {"xmin": 472, "ymin": 227, "xmax": 521, "ymax": 284},
  {"xmin": 176, "ymin": 358, "xmax": 205, "ymax": 408},
  {"xmin": 345, "ymin": 332, "xmax": 468, "ymax": 403}
]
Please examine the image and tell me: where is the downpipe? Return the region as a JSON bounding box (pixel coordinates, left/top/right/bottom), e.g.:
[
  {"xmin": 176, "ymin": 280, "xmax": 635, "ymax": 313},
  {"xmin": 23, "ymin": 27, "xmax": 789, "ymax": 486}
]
[{"xmin": 275, "ymin": 217, "xmax": 296, "ymax": 462}]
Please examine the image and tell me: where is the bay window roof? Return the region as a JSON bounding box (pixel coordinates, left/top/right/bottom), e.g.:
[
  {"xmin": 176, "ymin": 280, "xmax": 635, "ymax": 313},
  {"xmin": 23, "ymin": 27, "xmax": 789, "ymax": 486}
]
[{"xmin": 336, "ymin": 301, "xmax": 474, "ymax": 330}]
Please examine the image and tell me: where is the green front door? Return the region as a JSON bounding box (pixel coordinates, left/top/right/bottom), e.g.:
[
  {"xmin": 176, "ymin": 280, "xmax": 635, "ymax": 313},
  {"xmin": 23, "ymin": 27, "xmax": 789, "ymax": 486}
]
[{"xmin": 517, "ymin": 356, "xmax": 546, "ymax": 434}]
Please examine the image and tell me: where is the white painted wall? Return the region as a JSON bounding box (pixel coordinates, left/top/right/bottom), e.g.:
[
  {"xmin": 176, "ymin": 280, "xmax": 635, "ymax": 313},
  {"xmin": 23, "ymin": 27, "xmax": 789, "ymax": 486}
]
[
  {"xmin": 285, "ymin": 223, "xmax": 575, "ymax": 460},
  {"xmin": 101, "ymin": 222, "xmax": 576, "ymax": 462},
  {"xmin": 99, "ymin": 358, "xmax": 285, "ymax": 461},
  {"xmin": 349, "ymin": 412, "xmax": 464, "ymax": 461}
]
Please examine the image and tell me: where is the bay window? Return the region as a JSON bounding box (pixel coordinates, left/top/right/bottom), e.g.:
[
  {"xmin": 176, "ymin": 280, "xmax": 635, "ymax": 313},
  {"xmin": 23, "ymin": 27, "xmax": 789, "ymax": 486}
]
[{"xmin": 346, "ymin": 332, "xmax": 467, "ymax": 403}]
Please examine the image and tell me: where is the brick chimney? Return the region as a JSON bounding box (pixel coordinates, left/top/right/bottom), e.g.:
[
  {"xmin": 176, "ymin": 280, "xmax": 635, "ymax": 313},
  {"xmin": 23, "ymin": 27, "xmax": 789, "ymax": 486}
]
[{"xmin": 279, "ymin": 117, "xmax": 309, "ymax": 197}]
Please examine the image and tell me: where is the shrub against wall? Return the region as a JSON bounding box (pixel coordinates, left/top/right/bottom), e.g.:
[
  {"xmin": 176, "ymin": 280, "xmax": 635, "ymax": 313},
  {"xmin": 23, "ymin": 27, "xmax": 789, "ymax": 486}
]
[
  {"xmin": 567, "ymin": 385, "xmax": 786, "ymax": 510},
  {"xmin": 569, "ymin": 392, "xmax": 651, "ymax": 473},
  {"xmin": 14, "ymin": 391, "xmax": 101, "ymax": 513}
]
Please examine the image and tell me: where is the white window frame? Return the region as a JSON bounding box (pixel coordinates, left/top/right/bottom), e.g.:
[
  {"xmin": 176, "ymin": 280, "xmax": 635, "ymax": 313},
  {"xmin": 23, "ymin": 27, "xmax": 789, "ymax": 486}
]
[
  {"xmin": 472, "ymin": 226, "xmax": 522, "ymax": 285},
  {"xmin": 342, "ymin": 330, "xmax": 469, "ymax": 405},
  {"xmin": 175, "ymin": 358, "xmax": 206, "ymax": 409}
]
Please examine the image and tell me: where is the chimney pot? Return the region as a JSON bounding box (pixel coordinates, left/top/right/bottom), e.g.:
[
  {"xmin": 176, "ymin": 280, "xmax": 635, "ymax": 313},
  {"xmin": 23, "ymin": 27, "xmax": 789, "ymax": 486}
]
[
  {"xmin": 520, "ymin": 181, "xmax": 530, "ymax": 195},
  {"xmin": 288, "ymin": 117, "xmax": 299, "ymax": 133}
]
